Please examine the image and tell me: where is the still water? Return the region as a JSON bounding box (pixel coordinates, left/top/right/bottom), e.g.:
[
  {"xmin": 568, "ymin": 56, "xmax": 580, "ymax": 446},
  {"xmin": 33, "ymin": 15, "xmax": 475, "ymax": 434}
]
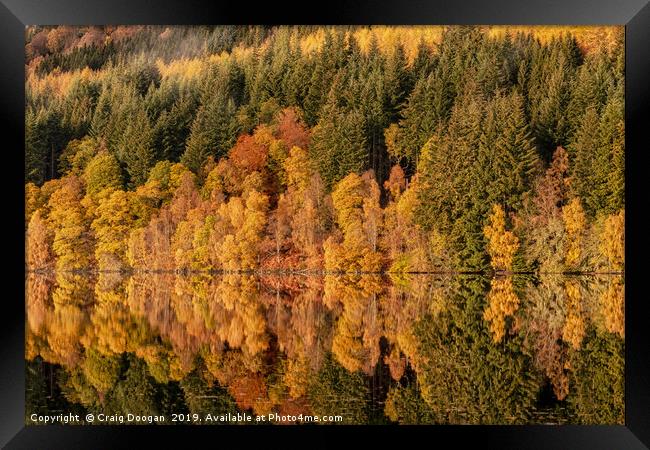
[{"xmin": 26, "ymin": 272, "xmax": 624, "ymax": 425}]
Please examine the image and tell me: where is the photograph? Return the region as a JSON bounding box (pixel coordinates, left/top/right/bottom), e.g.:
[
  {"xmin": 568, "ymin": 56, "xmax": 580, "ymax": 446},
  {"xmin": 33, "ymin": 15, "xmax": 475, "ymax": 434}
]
[{"xmin": 22, "ymin": 24, "xmax": 627, "ymax": 428}]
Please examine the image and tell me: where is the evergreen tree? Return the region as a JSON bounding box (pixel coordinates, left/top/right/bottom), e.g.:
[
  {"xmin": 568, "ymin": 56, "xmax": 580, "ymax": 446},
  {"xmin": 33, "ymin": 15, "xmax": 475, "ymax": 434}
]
[
  {"xmin": 182, "ymin": 90, "xmax": 239, "ymax": 172},
  {"xmin": 310, "ymin": 84, "xmax": 368, "ymax": 189},
  {"xmin": 569, "ymin": 107, "xmax": 600, "ymax": 216},
  {"xmin": 25, "ymin": 109, "xmax": 49, "ymax": 185}
]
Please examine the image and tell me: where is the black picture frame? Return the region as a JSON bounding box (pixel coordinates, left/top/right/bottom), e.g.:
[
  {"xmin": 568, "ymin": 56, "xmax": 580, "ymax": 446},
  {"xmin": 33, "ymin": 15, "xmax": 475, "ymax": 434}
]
[{"xmin": 2, "ymin": 1, "xmax": 649, "ymax": 448}]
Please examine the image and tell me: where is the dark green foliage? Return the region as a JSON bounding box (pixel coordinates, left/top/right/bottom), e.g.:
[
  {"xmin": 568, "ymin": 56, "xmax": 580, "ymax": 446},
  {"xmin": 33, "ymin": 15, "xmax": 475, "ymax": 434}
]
[
  {"xmin": 479, "ymin": 91, "xmax": 538, "ymax": 210},
  {"xmin": 25, "ymin": 109, "xmax": 49, "ymax": 185},
  {"xmin": 151, "ymin": 95, "xmax": 198, "ymax": 162},
  {"xmin": 308, "ymin": 353, "xmax": 371, "ymax": 424},
  {"xmin": 415, "ymin": 90, "xmax": 487, "ymax": 270},
  {"xmin": 103, "ymin": 355, "xmax": 160, "ymax": 419},
  {"xmin": 411, "ymin": 277, "xmax": 543, "ymax": 424},
  {"xmin": 569, "ymin": 89, "xmax": 624, "ymax": 218},
  {"xmin": 525, "ymin": 35, "xmax": 583, "ymax": 161},
  {"xmin": 415, "ymin": 86, "xmax": 539, "ymax": 270},
  {"xmin": 567, "ymin": 328, "xmax": 624, "ymax": 424},
  {"xmin": 25, "ymin": 106, "xmax": 68, "ymax": 185},
  {"xmin": 179, "ymin": 370, "xmax": 240, "ymax": 421},
  {"xmin": 384, "ymin": 384, "xmax": 438, "ymax": 424},
  {"xmin": 26, "ymin": 358, "xmax": 86, "ymax": 423},
  {"xmin": 391, "ymin": 71, "xmax": 453, "ymax": 172},
  {"xmin": 181, "ymin": 89, "xmax": 239, "ymax": 172},
  {"xmin": 36, "ymin": 41, "xmax": 118, "ymax": 76},
  {"xmin": 116, "ymin": 104, "xmax": 155, "ymax": 187},
  {"xmin": 309, "ymin": 88, "xmax": 368, "ymax": 189}
]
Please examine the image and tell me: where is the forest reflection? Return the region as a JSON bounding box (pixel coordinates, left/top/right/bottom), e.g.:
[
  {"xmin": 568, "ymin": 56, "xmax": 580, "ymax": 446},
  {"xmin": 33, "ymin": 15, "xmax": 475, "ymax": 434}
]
[{"xmin": 26, "ymin": 273, "xmax": 624, "ymax": 425}]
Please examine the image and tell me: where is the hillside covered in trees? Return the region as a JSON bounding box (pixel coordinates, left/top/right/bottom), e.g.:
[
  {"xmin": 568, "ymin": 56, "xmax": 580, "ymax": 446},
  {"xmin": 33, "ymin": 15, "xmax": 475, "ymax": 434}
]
[{"xmin": 25, "ymin": 25, "xmax": 625, "ymax": 274}]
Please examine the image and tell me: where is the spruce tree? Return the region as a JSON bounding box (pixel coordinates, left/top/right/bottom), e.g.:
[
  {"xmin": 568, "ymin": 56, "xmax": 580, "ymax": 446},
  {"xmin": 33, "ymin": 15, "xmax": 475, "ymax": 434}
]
[
  {"xmin": 310, "ymin": 84, "xmax": 368, "ymax": 189},
  {"xmin": 181, "ymin": 90, "xmax": 239, "ymax": 172},
  {"xmin": 569, "ymin": 106, "xmax": 600, "ymax": 216},
  {"xmin": 25, "ymin": 109, "xmax": 48, "ymax": 185}
]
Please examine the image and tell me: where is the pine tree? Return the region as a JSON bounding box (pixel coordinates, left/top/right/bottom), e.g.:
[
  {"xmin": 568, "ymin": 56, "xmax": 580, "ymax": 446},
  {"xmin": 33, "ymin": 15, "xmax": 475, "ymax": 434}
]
[
  {"xmin": 596, "ymin": 93, "xmax": 624, "ymax": 215},
  {"xmin": 416, "ymin": 86, "xmax": 488, "ymax": 270},
  {"xmin": 151, "ymin": 95, "xmax": 197, "ymax": 162},
  {"xmin": 390, "ymin": 71, "xmax": 453, "ymax": 172}
]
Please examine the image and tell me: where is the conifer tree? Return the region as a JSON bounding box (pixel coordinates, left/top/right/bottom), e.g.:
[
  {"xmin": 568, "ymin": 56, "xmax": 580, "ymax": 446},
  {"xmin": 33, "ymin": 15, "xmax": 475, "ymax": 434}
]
[
  {"xmin": 310, "ymin": 88, "xmax": 368, "ymax": 189},
  {"xmin": 182, "ymin": 90, "xmax": 239, "ymax": 172}
]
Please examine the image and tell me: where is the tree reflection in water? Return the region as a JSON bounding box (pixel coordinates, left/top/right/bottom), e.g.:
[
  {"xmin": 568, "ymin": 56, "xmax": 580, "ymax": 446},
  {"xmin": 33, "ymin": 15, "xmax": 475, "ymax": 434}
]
[{"xmin": 25, "ymin": 273, "xmax": 624, "ymax": 425}]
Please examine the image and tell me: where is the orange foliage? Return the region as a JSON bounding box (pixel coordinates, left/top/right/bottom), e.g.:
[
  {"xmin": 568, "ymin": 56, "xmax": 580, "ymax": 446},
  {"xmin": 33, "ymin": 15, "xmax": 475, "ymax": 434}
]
[
  {"xmin": 276, "ymin": 108, "xmax": 310, "ymax": 150},
  {"xmin": 384, "ymin": 165, "xmax": 406, "ymax": 201},
  {"xmin": 229, "ymin": 133, "xmax": 269, "ymax": 173}
]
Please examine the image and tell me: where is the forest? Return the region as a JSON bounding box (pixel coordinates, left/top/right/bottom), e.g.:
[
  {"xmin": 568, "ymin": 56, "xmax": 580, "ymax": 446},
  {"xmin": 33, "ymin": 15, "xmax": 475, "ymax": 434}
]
[
  {"xmin": 25, "ymin": 25, "xmax": 625, "ymax": 275},
  {"xmin": 24, "ymin": 25, "xmax": 625, "ymax": 426}
]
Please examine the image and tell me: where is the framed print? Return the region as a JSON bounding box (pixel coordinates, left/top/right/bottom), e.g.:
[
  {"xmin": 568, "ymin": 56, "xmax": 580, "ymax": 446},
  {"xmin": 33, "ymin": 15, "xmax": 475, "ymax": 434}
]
[{"xmin": 2, "ymin": 0, "xmax": 649, "ymax": 448}]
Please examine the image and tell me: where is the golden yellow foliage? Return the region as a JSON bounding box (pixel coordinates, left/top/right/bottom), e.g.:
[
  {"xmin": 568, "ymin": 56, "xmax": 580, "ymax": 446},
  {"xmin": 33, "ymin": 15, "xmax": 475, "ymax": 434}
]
[
  {"xmin": 562, "ymin": 280, "xmax": 585, "ymax": 350},
  {"xmin": 47, "ymin": 176, "xmax": 95, "ymax": 271},
  {"xmin": 326, "ymin": 275, "xmax": 382, "ymax": 374},
  {"xmin": 326, "ymin": 172, "xmax": 383, "ymax": 273},
  {"xmin": 562, "ymin": 198, "xmax": 587, "ymax": 270},
  {"xmin": 26, "ymin": 183, "xmax": 44, "ymax": 225},
  {"xmin": 91, "ymin": 189, "xmax": 137, "ymax": 271},
  {"xmin": 599, "ymin": 210, "xmax": 624, "ymax": 271},
  {"xmin": 600, "ymin": 278, "xmax": 624, "ymax": 338},
  {"xmin": 484, "ymin": 204, "xmax": 520, "ymax": 272},
  {"xmin": 283, "ymin": 356, "xmax": 311, "ymax": 399},
  {"xmin": 27, "ymin": 210, "xmax": 54, "ymax": 271},
  {"xmin": 483, "ymin": 277, "xmax": 520, "ymax": 343}
]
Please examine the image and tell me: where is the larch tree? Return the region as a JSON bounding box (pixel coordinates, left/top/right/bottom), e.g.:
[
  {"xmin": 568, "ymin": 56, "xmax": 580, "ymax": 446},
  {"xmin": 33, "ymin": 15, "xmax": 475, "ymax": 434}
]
[
  {"xmin": 562, "ymin": 198, "xmax": 587, "ymax": 271},
  {"xmin": 91, "ymin": 189, "xmax": 138, "ymax": 271},
  {"xmin": 26, "ymin": 182, "xmax": 44, "ymax": 225},
  {"xmin": 27, "ymin": 210, "xmax": 55, "ymax": 271},
  {"xmin": 598, "ymin": 210, "xmax": 624, "ymax": 272},
  {"xmin": 484, "ymin": 204, "xmax": 520, "ymax": 273},
  {"xmin": 325, "ymin": 171, "xmax": 383, "ymax": 273},
  {"xmin": 47, "ymin": 175, "xmax": 95, "ymax": 271},
  {"xmin": 483, "ymin": 277, "xmax": 520, "ymax": 343}
]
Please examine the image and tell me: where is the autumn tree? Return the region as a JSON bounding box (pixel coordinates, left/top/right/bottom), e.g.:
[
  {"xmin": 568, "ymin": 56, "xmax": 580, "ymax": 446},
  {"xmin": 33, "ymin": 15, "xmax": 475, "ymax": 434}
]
[
  {"xmin": 484, "ymin": 204, "xmax": 520, "ymax": 272},
  {"xmin": 324, "ymin": 171, "xmax": 382, "ymax": 273},
  {"xmin": 92, "ymin": 189, "xmax": 145, "ymax": 271},
  {"xmin": 27, "ymin": 210, "xmax": 54, "ymax": 271},
  {"xmin": 562, "ymin": 198, "xmax": 588, "ymax": 271},
  {"xmin": 598, "ymin": 210, "xmax": 624, "ymax": 272},
  {"xmin": 47, "ymin": 176, "xmax": 95, "ymax": 271},
  {"xmin": 483, "ymin": 277, "xmax": 520, "ymax": 342}
]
